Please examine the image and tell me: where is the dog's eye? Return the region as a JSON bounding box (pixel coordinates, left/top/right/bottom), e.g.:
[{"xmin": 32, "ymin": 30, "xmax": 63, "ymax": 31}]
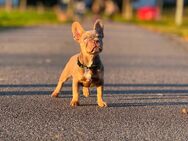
[
  {"xmin": 96, "ymin": 33, "xmax": 103, "ymax": 39},
  {"xmin": 83, "ymin": 38, "xmax": 88, "ymax": 42},
  {"xmin": 84, "ymin": 37, "xmax": 93, "ymax": 42}
]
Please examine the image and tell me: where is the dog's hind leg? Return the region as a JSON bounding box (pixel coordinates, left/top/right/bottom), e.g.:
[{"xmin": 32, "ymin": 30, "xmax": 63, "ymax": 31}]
[{"xmin": 83, "ymin": 87, "xmax": 90, "ymax": 97}]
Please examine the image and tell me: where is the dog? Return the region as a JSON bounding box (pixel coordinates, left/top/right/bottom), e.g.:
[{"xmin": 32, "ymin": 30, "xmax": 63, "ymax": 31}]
[{"xmin": 51, "ymin": 19, "xmax": 107, "ymax": 107}]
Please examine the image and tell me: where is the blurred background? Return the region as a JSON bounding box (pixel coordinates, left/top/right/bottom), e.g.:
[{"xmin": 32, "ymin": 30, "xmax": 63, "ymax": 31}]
[{"xmin": 0, "ymin": 0, "xmax": 188, "ymax": 38}]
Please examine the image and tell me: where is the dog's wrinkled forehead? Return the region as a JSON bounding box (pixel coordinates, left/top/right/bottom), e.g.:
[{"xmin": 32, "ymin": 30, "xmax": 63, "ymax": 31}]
[{"xmin": 82, "ymin": 30, "xmax": 102, "ymax": 40}]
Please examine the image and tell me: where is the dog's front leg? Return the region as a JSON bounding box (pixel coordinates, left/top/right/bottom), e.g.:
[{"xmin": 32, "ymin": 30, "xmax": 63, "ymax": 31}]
[
  {"xmin": 70, "ymin": 79, "xmax": 80, "ymax": 107},
  {"xmin": 97, "ymin": 85, "xmax": 107, "ymax": 107},
  {"xmin": 51, "ymin": 66, "xmax": 71, "ymax": 97}
]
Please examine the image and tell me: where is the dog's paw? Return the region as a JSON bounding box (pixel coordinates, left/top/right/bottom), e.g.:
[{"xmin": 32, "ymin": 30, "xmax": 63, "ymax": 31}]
[
  {"xmin": 83, "ymin": 93, "xmax": 89, "ymax": 97},
  {"xmin": 51, "ymin": 92, "xmax": 59, "ymax": 98},
  {"xmin": 98, "ymin": 101, "xmax": 107, "ymax": 108},
  {"xmin": 70, "ymin": 100, "xmax": 80, "ymax": 107},
  {"xmin": 83, "ymin": 91, "xmax": 90, "ymax": 97}
]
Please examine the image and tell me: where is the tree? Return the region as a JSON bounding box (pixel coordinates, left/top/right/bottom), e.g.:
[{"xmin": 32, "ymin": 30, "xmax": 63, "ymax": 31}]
[
  {"xmin": 157, "ymin": 0, "xmax": 163, "ymax": 20},
  {"xmin": 175, "ymin": 0, "xmax": 184, "ymax": 26},
  {"xmin": 5, "ymin": 0, "xmax": 12, "ymax": 12},
  {"xmin": 122, "ymin": 0, "xmax": 132, "ymax": 20},
  {"xmin": 67, "ymin": 0, "xmax": 74, "ymax": 19},
  {"xmin": 37, "ymin": 0, "xmax": 44, "ymax": 13},
  {"xmin": 19, "ymin": 0, "xmax": 27, "ymax": 11}
]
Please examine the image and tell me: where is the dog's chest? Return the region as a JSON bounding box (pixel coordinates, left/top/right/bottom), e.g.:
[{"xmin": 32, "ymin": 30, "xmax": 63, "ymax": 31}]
[
  {"xmin": 83, "ymin": 69, "xmax": 92, "ymax": 80},
  {"xmin": 80, "ymin": 69, "xmax": 101, "ymax": 87}
]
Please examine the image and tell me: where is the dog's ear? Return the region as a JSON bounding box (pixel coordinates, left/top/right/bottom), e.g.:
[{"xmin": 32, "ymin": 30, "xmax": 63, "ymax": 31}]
[
  {"xmin": 72, "ymin": 22, "xmax": 85, "ymax": 42},
  {"xmin": 93, "ymin": 19, "xmax": 104, "ymax": 38}
]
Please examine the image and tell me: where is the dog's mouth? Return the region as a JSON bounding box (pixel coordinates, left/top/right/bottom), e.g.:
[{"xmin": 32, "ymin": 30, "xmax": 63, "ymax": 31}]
[
  {"xmin": 90, "ymin": 46, "xmax": 102, "ymax": 54},
  {"xmin": 84, "ymin": 38, "xmax": 103, "ymax": 54},
  {"xmin": 91, "ymin": 40, "xmax": 102, "ymax": 53}
]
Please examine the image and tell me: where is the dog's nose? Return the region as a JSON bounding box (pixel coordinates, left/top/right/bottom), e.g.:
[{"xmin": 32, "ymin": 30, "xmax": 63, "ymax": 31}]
[{"xmin": 94, "ymin": 39, "xmax": 99, "ymax": 44}]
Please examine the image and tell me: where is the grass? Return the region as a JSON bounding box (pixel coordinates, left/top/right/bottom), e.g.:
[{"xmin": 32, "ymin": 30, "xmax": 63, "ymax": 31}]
[
  {"xmin": 0, "ymin": 8, "xmax": 60, "ymax": 27},
  {"xmin": 113, "ymin": 8, "xmax": 188, "ymax": 40},
  {"xmin": 1, "ymin": 7, "xmax": 188, "ymax": 40},
  {"xmin": 132, "ymin": 17, "xmax": 188, "ymax": 38}
]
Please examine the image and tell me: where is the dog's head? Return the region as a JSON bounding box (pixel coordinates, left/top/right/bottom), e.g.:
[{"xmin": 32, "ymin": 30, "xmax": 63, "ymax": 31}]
[{"xmin": 72, "ymin": 19, "xmax": 104, "ymax": 55}]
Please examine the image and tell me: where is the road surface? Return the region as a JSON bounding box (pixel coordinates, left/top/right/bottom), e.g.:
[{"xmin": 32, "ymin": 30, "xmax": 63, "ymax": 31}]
[{"xmin": 0, "ymin": 23, "xmax": 188, "ymax": 141}]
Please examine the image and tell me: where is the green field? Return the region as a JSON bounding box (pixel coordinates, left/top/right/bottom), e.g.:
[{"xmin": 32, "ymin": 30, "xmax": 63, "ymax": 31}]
[
  {"xmin": 113, "ymin": 8, "xmax": 188, "ymax": 40},
  {"xmin": 1, "ymin": 8, "xmax": 188, "ymax": 39},
  {"xmin": 131, "ymin": 17, "xmax": 188, "ymax": 39},
  {"xmin": 0, "ymin": 9, "xmax": 59, "ymax": 26}
]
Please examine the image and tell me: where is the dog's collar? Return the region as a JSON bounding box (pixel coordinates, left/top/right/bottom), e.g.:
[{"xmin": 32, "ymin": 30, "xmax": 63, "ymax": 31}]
[{"xmin": 77, "ymin": 57, "xmax": 99, "ymax": 70}]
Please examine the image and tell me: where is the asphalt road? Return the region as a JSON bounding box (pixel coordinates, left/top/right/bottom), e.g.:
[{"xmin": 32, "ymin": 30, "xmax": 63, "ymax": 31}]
[{"xmin": 0, "ymin": 23, "xmax": 188, "ymax": 141}]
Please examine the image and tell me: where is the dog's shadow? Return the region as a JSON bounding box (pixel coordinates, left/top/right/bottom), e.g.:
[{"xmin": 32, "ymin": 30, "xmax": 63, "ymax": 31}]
[
  {"xmin": 108, "ymin": 101, "xmax": 188, "ymax": 108},
  {"xmin": 1, "ymin": 83, "xmax": 188, "ymax": 107}
]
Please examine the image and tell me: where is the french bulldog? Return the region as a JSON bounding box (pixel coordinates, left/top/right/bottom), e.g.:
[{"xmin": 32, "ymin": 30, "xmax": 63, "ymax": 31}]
[{"xmin": 51, "ymin": 19, "xmax": 107, "ymax": 107}]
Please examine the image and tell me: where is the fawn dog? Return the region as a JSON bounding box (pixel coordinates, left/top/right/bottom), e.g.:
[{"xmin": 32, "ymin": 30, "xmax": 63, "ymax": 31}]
[{"xmin": 51, "ymin": 19, "xmax": 107, "ymax": 107}]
